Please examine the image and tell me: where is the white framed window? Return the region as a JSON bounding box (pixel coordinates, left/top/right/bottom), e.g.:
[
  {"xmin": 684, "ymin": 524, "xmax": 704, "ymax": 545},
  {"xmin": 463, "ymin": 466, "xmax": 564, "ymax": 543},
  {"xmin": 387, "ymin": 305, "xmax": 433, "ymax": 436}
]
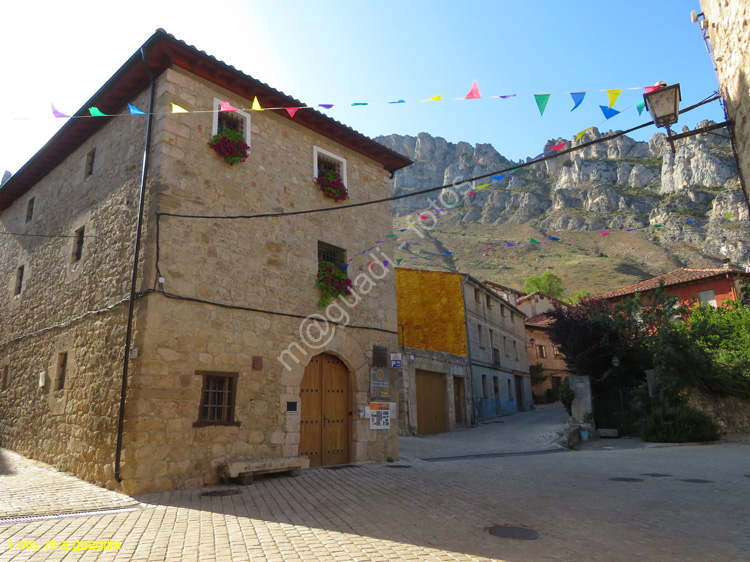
[
  {"xmin": 313, "ymin": 146, "xmax": 347, "ymax": 185},
  {"xmin": 211, "ymin": 98, "xmax": 251, "ymax": 144},
  {"xmin": 698, "ymin": 289, "xmax": 717, "ymax": 307}
]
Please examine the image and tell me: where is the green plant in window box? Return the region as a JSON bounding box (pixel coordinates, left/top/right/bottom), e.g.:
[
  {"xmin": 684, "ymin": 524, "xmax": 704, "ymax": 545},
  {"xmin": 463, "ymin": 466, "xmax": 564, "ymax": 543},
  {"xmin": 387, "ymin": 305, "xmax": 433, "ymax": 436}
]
[
  {"xmin": 207, "ymin": 129, "xmax": 249, "ymax": 165},
  {"xmin": 315, "ymin": 261, "xmax": 353, "ymax": 307},
  {"xmin": 316, "ymin": 169, "xmax": 348, "ymax": 202}
]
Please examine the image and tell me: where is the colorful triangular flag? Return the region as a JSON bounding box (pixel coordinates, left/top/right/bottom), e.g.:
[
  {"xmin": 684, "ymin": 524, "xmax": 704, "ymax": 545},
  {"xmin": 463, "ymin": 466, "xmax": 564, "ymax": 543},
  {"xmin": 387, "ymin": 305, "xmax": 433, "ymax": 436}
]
[
  {"xmin": 599, "ymin": 105, "xmax": 620, "ymax": 120},
  {"xmin": 601, "ymin": 230, "xmax": 610, "ymax": 236},
  {"xmin": 465, "ymin": 80, "xmax": 481, "ymax": 99},
  {"xmin": 644, "ymin": 85, "xmax": 662, "ymax": 94},
  {"xmin": 475, "ymin": 183, "xmax": 490, "ymax": 190},
  {"xmin": 491, "ymin": 174, "xmax": 508, "ymax": 181},
  {"xmin": 426, "ymin": 94, "xmax": 442, "ymax": 101},
  {"xmin": 550, "ymin": 237, "xmax": 561, "ymax": 241},
  {"xmin": 637, "ymin": 100, "xmax": 646, "ymax": 116},
  {"xmin": 351, "ymin": 102, "xmax": 368, "ymax": 106},
  {"xmin": 500, "ymin": 94, "xmax": 517, "ymax": 99},
  {"xmin": 389, "ymin": 100, "xmax": 406, "ymax": 104},
  {"xmin": 575, "ymin": 127, "xmax": 593, "ymax": 141},
  {"xmin": 220, "ymin": 101, "xmax": 237, "ymax": 112},
  {"xmin": 606, "ymin": 89, "xmax": 622, "ymax": 108},
  {"xmin": 251, "ymin": 97, "xmax": 262, "ymax": 111},
  {"xmin": 549, "ymin": 141, "xmax": 568, "ymax": 151},
  {"xmin": 505, "ymin": 241, "xmax": 515, "ymax": 247},
  {"xmin": 171, "ymin": 103, "xmax": 188, "ymax": 113},
  {"xmin": 128, "ymin": 104, "xmax": 145, "ymax": 115},
  {"xmin": 318, "ymin": 104, "xmax": 334, "ymax": 109},
  {"xmin": 51, "ymin": 104, "xmax": 69, "ymax": 118},
  {"xmin": 530, "ymin": 238, "xmax": 539, "ymax": 244},
  {"xmin": 286, "ymin": 107, "xmax": 299, "ymax": 118},
  {"xmin": 570, "ymin": 92, "xmax": 586, "ymax": 111},
  {"xmin": 534, "ymin": 94, "xmax": 551, "ymax": 116},
  {"xmin": 445, "ymin": 250, "xmax": 452, "ymax": 255},
  {"xmin": 397, "ymin": 259, "xmax": 403, "ymax": 265},
  {"xmin": 88, "ymin": 107, "xmax": 107, "ymax": 117}
]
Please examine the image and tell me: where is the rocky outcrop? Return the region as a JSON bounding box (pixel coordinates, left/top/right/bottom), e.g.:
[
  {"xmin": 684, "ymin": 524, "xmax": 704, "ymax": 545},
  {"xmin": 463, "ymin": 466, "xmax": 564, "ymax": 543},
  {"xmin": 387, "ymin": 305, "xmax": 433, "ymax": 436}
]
[{"xmin": 376, "ymin": 121, "xmax": 748, "ymax": 264}]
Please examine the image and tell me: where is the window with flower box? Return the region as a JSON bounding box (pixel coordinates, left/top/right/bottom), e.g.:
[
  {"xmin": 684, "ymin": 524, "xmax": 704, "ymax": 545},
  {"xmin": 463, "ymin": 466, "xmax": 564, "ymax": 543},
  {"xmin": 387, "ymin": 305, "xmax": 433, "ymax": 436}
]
[
  {"xmin": 313, "ymin": 147, "xmax": 347, "ymax": 185},
  {"xmin": 211, "ymin": 98, "xmax": 250, "ymax": 143}
]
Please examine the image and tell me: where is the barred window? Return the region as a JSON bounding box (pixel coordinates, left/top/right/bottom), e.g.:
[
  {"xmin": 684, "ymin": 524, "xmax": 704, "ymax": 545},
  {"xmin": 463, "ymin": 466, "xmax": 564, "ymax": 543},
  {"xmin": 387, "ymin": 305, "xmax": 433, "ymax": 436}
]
[
  {"xmin": 194, "ymin": 371, "xmax": 240, "ymax": 426},
  {"xmin": 217, "ymin": 112, "xmax": 245, "ymax": 137},
  {"xmin": 318, "ymin": 241, "xmax": 346, "ymax": 269}
]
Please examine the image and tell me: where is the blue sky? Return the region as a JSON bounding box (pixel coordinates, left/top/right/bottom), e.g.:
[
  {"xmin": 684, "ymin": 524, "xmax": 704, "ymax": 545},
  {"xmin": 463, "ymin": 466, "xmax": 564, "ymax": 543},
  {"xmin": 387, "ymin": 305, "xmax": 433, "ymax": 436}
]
[{"xmin": 0, "ymin": 0, "xmax": 721, "ymax": 175}]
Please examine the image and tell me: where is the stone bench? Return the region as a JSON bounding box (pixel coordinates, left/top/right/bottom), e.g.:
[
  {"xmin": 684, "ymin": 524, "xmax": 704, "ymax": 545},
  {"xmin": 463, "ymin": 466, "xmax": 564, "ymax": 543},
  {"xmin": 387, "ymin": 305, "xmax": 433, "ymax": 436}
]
[{"xmin": 221, "ymin": 456, "xmax": 310, "ymax": 485}]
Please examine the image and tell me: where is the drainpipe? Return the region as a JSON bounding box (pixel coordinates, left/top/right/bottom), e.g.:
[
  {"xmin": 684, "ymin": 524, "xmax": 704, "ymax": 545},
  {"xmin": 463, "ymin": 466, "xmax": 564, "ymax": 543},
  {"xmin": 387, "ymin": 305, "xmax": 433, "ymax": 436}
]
[
  {"xmin": 115, "ymin": 48, "xmax": 156, "ymax": 483},
  {"xmin": 461, "ymin": 275, "xmax": 477, "ymax": 425}
]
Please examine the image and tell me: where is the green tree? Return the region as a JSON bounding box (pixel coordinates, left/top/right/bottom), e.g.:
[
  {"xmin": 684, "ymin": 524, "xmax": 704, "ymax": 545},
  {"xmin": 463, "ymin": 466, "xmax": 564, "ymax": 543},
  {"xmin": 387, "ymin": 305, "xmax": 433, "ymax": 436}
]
[{"xmin": 523, "ymin": 271, "xmax": 564, "ymax": 298}]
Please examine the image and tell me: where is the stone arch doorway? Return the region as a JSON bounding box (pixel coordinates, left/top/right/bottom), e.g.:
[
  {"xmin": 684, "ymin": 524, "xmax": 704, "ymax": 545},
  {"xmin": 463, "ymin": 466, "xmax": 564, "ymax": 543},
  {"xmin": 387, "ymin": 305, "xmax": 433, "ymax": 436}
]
[{"xmin": 298, "ymin": 353, "xmax": 350, "ymax": 467}]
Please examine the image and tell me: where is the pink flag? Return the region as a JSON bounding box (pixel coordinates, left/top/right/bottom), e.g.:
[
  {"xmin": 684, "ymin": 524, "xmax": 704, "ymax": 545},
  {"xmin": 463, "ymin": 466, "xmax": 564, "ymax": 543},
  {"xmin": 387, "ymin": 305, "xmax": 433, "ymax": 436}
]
[
  {"xmin": 417, "ymin": 213, "xmax": 429, "ymax": 220},
  {"xmin": 601, "ymin": 230, "xmax": 610, "ymax": 236},
  {"xmin": 220, "ymin": 101, "xmax": 237, "ymax": 112},
  {"xmin": 549, "ymin": 141, "xmax": 569, "ymax": 151},
  {"xmin": 286, "ymin": 107, "xmax": 299, "ymax": 118},
  {"xmin": 644, "ymin": 85, "xmax": 662, "ymax": 94},
  {"xmin": 465, "ymin": 80, "xmax": 481, "ymax": 99}
]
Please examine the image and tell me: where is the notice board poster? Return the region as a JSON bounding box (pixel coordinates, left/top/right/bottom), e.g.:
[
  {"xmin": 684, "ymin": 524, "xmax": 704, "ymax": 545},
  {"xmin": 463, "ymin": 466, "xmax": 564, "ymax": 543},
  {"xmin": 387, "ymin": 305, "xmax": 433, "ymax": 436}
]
[
  {"xmin": 370, "ymin": 402, "xmax": 390, "ymax": 429},
  {"xmin": 370, "ymin": 367, "xmax": 390, "ymax": 402}
]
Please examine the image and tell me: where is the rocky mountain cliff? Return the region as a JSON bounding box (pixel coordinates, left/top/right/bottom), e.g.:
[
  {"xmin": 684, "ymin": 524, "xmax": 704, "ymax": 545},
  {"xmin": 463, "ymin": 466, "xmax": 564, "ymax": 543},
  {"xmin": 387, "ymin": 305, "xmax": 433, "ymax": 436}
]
[{"xmin": 376, "ymin": 125, "xmax": 749, "ymax": 295}]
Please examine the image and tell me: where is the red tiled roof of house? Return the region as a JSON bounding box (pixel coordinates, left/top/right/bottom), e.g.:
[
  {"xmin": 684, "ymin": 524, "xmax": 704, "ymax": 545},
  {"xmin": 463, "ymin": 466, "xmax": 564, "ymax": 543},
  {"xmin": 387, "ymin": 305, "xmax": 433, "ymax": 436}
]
[
  {"xmin": 598, "ymin": 267, "xmax": 749, "ymax": 300},
  {"xmin": 525, "ymin": 313, "xmax": 555, "ymax": 328}
]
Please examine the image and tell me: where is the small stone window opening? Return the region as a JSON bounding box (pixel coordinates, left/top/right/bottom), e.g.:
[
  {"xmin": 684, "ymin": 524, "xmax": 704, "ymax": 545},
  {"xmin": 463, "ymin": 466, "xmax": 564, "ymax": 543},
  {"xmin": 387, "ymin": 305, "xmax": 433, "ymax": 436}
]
[
  {"xmin": 318, "ymin": 241, "xmax": 346, "ymax": 269},
  {"xmin": 72, "ymin": 226, "xmax": 85, "ymax": 262},
  {"xmin": 482, "ymin": 375, "xmax": 489, "ymax": 399},
  {"xmin": 85, "ymin": 149, "xmax": 96, "ymax": 177},
  {"xmin": 478, "ymin": 325, "xmax": 484, "ymax": 348},
  {"xmin": 56, "ymin": 352, "xmax": 68, "ymax": 391},
  {"xmin": 25, "ymin": 197, "xmax": 35, "ymax": 223},
  {"xmin": 195, "ymin": 371, "xmax": 239, "ymax": 426},
  {"xmin": 553, "ymin": 346, "xmax": 561, "ymax": 358},
  {"xmin": 14, "ymin": 265, "xmax": 24, "ymax": 295},
  {"xmin": 513, "ymin": 340, "xmax": 518, "ymax": 360},
  {"xmin": 508, "ymin": 379, "xmax": 513, "ymax": 400},
  {"xmin": 503, "ymin": 335, "xmax": 508, "ymax": 357},
  {"xmin": 486, "ymin": 294, "xmax": 492, "ymax": 308},
  {"xmin": 217, "ymin": 112, "xmax": 245, "ymax": 138},
  {"xmin": 536, "ymin": 345, "xmax": 547, "ymax": 359},
  {"xmin": 493, "ymin": 376, "xmax": 499, "ymax": 397},
  {"xmin": 474, "ymin": 288, "xmax": 481, "ymax": 303}
]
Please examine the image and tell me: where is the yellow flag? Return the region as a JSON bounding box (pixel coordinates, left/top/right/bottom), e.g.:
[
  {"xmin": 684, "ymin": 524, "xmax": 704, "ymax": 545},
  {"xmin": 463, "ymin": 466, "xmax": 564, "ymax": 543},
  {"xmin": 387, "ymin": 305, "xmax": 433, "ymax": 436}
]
[
  {"xmin": 606, "ymin": 89, "xmax": 622, "ymax": 108},
  {"xmin": 251, "ymin": 96, "xmax": 262, "ymax": 111},
  {"xmin": 426, "ymin": 94, "xmax": 442, "ymax": 101},
  {"xmin": 475, "ymin": 183, "xmax": 490, "ymax": 190},
  {"xmin": 171, "ymin": 103, "xmax": 188, "ymax": 113},
  {"xmin": 575, "ymin": 127, "xmax": 593, "ymax": 141}
]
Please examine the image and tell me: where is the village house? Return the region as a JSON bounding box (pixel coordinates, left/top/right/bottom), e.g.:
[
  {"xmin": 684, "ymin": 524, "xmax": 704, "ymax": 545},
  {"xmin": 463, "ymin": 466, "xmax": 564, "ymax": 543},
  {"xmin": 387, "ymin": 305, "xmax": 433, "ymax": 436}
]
[
  {"xmin": 598, "ymin": 265, "xmax": 749, "ymax": 308},
  {"xmin": 515, "ymin": 292, "xmax": 571, "ymax": 398},
  {"xmin": 0, "ymin": 29, "xmax": 411, "ymax": 494},
  {"xmin": 395, "ymin": 269, "xmax": 531, "ymax": 433}
]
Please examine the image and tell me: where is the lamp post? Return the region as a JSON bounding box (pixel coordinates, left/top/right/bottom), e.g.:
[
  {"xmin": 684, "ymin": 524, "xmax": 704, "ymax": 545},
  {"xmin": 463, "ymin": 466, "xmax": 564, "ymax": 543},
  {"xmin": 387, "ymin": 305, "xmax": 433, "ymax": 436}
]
[{"xmin": 643, "ymin": 82, "xmax": 682, "ymax": 152}]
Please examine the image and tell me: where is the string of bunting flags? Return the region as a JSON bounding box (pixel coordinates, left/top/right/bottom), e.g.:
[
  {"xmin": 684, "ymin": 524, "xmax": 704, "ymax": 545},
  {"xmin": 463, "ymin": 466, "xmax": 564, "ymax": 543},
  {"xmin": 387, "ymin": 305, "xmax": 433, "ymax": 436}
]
[
  {"xmin": 45, "ymin": 80, "xmax": 662, "ymax": 122},
  {"xmin": 346, "ymin": 219, "xmax": 707, "ymax": 271}
]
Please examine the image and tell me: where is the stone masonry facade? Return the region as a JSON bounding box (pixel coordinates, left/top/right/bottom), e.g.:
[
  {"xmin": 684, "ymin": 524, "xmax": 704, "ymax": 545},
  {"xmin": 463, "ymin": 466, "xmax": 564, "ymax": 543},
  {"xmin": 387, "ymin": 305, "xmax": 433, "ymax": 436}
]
[{"xmin": 0, "ymin": 36, "xmax": 406, "ymax": 495}]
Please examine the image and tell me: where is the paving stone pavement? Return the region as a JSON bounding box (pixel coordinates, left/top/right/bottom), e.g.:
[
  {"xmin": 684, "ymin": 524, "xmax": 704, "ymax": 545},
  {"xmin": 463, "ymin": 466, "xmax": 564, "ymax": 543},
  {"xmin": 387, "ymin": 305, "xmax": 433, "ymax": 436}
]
[{"xmin": 2, "ymin": 412, "xmax": 750, "ymax": 561}]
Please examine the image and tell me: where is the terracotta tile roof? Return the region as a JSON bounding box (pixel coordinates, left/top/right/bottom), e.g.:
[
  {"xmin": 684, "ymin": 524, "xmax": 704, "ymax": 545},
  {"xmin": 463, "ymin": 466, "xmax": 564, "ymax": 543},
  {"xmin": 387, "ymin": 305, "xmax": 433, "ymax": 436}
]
[
  {"xmin": 517, "ymin": 291, "xmax": 571, "ymax": 307},
  {"xmin": 598, "ymin": 267, "xmax": 749, "ymax": 300},
  {"xmin": 525, "ymin": 313, "xmax": 555, "ymax": 328}
]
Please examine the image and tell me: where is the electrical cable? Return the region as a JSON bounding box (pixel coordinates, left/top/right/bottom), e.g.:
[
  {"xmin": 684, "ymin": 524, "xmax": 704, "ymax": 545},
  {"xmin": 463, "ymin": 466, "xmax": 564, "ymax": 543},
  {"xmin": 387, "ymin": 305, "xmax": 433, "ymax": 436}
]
[{"xmin": 157, "ymin": 95, "xmax": 721, "ymax": 222}]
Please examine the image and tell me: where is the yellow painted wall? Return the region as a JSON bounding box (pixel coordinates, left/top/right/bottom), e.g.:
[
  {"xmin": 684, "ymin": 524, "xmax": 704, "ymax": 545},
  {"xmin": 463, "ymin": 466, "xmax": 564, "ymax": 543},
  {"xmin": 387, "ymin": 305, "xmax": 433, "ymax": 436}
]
[{"xmin": 396, "ymin": 269, "xmax": 468, "ymax": 356}]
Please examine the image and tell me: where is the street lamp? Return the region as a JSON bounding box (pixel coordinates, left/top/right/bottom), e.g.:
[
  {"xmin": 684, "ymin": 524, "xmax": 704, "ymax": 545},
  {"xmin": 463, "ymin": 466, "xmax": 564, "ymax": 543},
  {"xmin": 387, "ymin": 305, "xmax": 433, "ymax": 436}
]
[{"xmin": 643, "ymin": 82, "xmax": 682, "ymax": 152}]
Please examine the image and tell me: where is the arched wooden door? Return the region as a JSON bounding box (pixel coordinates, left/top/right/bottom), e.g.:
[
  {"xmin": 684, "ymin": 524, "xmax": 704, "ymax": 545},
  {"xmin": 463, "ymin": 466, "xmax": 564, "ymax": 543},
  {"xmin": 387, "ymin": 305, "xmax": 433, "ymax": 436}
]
[{"xmin": 299, "ymin": 353, "xmax": 350, "ymax": 467}]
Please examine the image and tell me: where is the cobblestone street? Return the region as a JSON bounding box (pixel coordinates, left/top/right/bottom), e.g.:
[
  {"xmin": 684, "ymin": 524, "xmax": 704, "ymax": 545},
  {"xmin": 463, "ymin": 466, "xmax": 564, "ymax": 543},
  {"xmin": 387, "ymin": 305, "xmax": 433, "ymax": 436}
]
[{"xmin": 2, "ymin": 408, "xmax": 749, "ymax": 561}]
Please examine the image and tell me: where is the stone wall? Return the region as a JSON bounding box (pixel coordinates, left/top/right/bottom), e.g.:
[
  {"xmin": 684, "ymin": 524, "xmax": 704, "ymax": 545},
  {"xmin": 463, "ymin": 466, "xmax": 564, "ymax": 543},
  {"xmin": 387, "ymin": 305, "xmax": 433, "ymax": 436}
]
[
  {"xmin": 0, "ymin": 86, "xmax": 155, "ymax": 489},
  {"xmin": 689, "ymin": 391, "xmax": 750, "ymax": 434},
  {"xmin": 701, "ymin": 0, "xmax": 750, "ymax": 201},
  {"xmin": 119, "ymin": 67, "xmax": 400, "ymax": 494}
]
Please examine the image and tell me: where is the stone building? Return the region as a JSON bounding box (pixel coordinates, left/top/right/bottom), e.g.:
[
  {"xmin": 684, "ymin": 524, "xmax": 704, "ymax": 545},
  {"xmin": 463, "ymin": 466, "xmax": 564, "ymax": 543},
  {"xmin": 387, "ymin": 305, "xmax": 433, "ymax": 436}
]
[
  {"xmin": 0, "ymin": 30, "xmax": 411, "ymax": 494},
  {"xmin": 395, "ymin": 268, "xmax": 531, "ymax": 434},
  {"xmin": 515, "ymin": 292, "xmax": 571, "ymax": 397}
]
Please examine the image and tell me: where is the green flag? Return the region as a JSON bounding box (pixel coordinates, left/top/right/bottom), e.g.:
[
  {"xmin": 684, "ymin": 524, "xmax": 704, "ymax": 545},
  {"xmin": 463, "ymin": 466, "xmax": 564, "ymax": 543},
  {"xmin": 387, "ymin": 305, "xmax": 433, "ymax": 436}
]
[{"xmin": 534, "ymin": 94, "xmax": 551, "ymax": 116}]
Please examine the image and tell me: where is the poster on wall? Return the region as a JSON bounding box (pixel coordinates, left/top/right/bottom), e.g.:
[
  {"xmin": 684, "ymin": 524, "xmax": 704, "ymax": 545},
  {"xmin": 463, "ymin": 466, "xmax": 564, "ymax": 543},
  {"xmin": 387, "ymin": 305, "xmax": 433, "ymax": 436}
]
[
  {"xmin": 369, "ymin": 367, "xmax": 390, "ymax": 402},
  {"xmin": 370, "ymin": 402, "xmax": 390, "ymax": 429}
]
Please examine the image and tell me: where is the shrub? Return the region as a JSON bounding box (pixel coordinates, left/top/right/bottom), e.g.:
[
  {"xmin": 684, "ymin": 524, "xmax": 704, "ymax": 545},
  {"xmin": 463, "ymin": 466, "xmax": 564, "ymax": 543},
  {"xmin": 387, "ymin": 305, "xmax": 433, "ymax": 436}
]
[
  {"xmin": 640, "ymin": 406, "xmax": 720, "ymax": 443},
  {"xmin": 559, "ymin": 377, "xmax": 574, "ymax": 415}
]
